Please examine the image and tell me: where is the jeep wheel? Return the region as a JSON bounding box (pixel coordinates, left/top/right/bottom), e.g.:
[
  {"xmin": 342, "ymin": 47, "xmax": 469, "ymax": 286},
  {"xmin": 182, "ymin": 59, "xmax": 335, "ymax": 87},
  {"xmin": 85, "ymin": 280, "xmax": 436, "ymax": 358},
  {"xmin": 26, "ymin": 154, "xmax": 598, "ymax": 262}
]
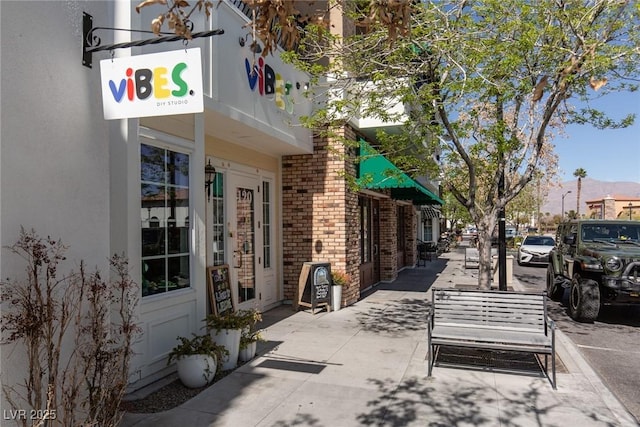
[
  {"xmin": 569, "ymin": 274, "xmax": 600, "ymax": 322},
  {"xmin": 546, "ymin": 264, "xmax": 564, "ymax": 301}
]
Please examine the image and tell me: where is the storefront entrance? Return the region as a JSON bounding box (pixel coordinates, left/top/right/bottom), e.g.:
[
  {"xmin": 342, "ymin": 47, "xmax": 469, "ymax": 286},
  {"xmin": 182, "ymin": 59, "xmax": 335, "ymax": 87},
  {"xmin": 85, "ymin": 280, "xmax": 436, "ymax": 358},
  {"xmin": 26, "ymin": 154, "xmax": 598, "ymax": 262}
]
[
  {"xmin": 207, "ymin": 163, "xmax": 277, "ymax": 313},
  {"xmin": 231, "ymin": 173, "xmax": 258, "ymax": 311},
  {"xmin": 359, "ymin": 196, "xmax": 380, "ymax": 291}
]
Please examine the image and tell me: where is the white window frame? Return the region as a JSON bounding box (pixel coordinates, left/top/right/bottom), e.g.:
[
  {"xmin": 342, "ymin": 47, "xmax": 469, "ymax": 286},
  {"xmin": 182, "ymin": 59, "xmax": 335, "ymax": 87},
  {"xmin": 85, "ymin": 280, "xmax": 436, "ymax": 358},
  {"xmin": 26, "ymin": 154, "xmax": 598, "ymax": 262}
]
[{"xmin": 139, "ymin": 130, "xmax": 194, "ymax": 300}]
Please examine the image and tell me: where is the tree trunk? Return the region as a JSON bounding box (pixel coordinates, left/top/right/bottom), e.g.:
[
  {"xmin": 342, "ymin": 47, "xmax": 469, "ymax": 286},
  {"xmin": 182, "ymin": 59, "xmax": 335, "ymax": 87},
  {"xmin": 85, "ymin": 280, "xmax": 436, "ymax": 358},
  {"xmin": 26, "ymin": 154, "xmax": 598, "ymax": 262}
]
[
  {"xmin": 476, "ymin": 224, "xmax": 495, "ymax": 290},
  {"xmin": 576, "ymin": 178, "xmax": 582, "ymax": 216}
]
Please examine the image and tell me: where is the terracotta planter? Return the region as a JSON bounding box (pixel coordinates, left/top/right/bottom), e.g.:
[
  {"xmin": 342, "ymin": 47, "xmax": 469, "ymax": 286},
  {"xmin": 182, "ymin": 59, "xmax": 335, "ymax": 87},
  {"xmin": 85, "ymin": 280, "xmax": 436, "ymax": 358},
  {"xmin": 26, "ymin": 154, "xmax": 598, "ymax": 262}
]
[
  {"xmin": 212, "ymin": 328, "xmax": 241, "ymax": 371},
  {"xmin": 176, "ymin": 354, "xmax": 216, "ymax": 388}
]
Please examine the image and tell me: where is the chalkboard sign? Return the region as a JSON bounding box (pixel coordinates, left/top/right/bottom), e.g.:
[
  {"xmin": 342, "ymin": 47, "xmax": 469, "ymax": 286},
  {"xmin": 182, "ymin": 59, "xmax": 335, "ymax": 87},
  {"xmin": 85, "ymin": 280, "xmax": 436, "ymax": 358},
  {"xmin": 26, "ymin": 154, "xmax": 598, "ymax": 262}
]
[
  {"xmin": 296, "ymin": 262, "xmax": 332, "ymax": 314},
  {"xmin": 207, "ymin": 265, "xmax": 235, "ymax": 316}
]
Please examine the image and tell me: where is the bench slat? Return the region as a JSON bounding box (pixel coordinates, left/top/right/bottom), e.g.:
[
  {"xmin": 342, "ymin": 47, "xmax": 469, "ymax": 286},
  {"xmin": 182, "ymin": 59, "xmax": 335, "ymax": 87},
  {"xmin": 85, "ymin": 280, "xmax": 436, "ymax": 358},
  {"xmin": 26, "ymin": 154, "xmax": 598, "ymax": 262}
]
[
  {"xmin": 431, "ymin": 325, "xmax": 552, "ymax": 348},
  {"xmin": 435, "ymin": 307, "xmax": 546, "ymax": 326},
  {"xmin": 435, "ymin": 293, "xmax": 545, "ymax": 303},
  {"xmin": 435, "ymin": 299, "xmax": 546, "ymax": 308},
  {"xmin": 435, "ymin": 309, "xmax": 545, "ymax": 320},
  {"xmin": 435, "ymin": 321, "xmax": 544, "ymax": 333},
  {"xmin": 435, "ymin": 299, "xmax": 545, "ymax": 309},
  {"xmin": 436, "ymin": 312, "xmax": 545, "ymax": 321},
  {"xmin": 435, "ymin": 312, "xmax": 545, "ymax": 326},
  {"xmin": 431, "ymin": 339, "xmax": 553, "ymax": 354}
]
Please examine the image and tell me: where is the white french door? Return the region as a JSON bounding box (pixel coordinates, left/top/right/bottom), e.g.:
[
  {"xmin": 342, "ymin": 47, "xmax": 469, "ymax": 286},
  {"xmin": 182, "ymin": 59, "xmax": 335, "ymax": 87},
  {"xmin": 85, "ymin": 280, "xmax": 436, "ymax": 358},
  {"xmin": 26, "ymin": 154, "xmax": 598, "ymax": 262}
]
[
  {"xmin": 229, "ymin": 172, "xmax": 261, "ymax": 311},
  {"xmin": 207, "ymin": 163, "xmax": 276, "ymax": 313}
]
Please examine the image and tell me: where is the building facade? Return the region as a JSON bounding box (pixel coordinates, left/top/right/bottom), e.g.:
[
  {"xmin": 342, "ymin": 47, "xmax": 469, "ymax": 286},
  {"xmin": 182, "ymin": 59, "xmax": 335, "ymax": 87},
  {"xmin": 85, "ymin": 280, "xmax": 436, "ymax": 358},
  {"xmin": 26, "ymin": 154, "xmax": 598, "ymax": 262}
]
[
  {"xmin": 0, "ymin": 0, "xmax": 442, "ymax": 414},
  {"xmin": 585, "ymin": 195, "xmax": 640, "ymax": 220}
]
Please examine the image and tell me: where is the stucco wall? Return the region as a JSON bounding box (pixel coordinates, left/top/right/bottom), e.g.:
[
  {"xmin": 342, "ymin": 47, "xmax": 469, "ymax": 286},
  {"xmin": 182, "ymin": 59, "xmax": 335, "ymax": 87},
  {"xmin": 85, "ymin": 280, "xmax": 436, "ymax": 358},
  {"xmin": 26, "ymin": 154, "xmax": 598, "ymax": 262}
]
[
  {"xmin": 1, "ymin": 1, "xmax": 112, "ymax": 423},
  {"xmin": 1, "ymin": 1, "xmax": 111, "ymax": 263}
]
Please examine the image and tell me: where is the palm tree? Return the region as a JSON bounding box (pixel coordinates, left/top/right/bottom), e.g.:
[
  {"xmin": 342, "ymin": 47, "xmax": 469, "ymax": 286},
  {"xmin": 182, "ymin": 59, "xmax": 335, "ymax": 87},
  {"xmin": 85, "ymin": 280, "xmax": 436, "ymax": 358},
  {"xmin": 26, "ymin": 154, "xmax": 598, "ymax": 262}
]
[{"xmin": 573, "ymin": 168, "xmax": 587, "ymax": 217}]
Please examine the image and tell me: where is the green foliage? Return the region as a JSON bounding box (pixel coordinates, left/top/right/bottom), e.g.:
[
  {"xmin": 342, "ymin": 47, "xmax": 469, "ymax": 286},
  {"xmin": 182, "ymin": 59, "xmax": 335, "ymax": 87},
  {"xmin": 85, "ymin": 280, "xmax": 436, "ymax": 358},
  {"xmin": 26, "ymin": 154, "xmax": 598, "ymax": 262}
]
[
  {"xmin": 288, "ymin": 0, "xmax": 639, "ymax": 289},
  {"xmin": 240, "ymin": 329, "xmax": 265, "ymax": 350},
  {"xmin": 440, "ymin": 191, "xmax": 472, "ymax": 229},
  {"xmin": 167, "ymin": 334, "xmax": 228, "ymax": 366},
  {"xmin": 204, "ymin": 308, "xmax": 262, "ymax": 333}
]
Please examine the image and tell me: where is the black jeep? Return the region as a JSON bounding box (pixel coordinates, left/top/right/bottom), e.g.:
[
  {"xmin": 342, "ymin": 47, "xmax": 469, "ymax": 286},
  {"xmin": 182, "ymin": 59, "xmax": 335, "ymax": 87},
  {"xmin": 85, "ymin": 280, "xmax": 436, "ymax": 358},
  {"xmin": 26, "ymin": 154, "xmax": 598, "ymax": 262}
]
[{"xmin": 547, "ymin": 219, "xmax": 640, "ymax": 322}]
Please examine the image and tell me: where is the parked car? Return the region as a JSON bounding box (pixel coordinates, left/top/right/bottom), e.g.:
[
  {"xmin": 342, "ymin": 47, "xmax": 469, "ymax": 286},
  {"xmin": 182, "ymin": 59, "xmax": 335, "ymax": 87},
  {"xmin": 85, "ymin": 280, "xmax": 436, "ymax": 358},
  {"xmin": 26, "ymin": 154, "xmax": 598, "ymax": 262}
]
[
  {"xmin": 517, "ymin": 235, "xmax": 555, "ymax": 266},
  {"xmin": 548, "ymin": 220, "xmax": 640, "ymax": 322}
]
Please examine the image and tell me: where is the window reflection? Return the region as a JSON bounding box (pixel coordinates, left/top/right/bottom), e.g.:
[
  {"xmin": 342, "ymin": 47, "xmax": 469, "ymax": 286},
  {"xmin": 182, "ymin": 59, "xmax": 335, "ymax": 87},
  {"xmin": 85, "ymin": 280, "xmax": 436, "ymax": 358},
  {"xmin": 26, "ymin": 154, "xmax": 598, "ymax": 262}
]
[
  {"xmin": 141, "ymin": 143, "xmax": 190, "ymax": 297},
  {"xmin": 211, "ymin": 172, "xmax": 225, "ymax": 266}
]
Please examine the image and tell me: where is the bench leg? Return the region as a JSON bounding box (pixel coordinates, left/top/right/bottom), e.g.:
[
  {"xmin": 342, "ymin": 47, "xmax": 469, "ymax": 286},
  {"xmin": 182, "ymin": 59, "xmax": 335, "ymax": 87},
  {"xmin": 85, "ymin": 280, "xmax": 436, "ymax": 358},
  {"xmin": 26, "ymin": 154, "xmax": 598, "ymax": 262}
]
[
  {"xmin": 543, "ymin": 353, "xmax": 557, "ymax": 390},
  {"xmin": 552, "ymin": 352, "xmax": 556, "ymax": 390},
  {"xmin": 427, "ymin": 344, "xmax": 441, "ymax": 377}
]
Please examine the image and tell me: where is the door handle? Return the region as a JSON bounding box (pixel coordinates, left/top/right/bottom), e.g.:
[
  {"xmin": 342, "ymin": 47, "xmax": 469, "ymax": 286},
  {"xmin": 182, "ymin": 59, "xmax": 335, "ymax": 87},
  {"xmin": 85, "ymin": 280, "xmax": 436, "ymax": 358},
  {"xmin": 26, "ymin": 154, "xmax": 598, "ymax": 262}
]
[{"xmin": 373, "ymin": 244, "xmax": 378, "ymax": 255}]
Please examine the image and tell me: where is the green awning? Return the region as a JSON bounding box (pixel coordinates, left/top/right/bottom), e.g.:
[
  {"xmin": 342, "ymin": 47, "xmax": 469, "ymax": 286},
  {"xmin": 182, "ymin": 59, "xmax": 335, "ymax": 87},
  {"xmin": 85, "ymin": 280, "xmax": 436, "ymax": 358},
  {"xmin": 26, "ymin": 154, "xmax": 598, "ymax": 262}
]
[{"xmin": 357, "ymin": 141, "xmax": 443, "ymax": 205}]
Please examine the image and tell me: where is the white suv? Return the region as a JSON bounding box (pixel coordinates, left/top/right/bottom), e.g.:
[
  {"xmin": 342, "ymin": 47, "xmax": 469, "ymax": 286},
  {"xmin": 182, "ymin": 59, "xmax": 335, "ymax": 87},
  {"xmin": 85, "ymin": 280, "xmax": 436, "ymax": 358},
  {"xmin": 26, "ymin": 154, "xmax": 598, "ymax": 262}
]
[{"xmin": 517, "ymin": 235, "xmax": 555, "ymax": 266}]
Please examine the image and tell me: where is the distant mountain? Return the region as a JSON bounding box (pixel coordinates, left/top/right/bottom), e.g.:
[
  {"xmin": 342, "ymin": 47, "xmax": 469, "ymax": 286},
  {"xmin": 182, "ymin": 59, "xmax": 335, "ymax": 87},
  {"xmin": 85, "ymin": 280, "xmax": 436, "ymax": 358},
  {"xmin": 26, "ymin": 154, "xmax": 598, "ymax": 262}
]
[{"xmin": 541, "ymin": 178, "xmax": 640, "ymax": 215}]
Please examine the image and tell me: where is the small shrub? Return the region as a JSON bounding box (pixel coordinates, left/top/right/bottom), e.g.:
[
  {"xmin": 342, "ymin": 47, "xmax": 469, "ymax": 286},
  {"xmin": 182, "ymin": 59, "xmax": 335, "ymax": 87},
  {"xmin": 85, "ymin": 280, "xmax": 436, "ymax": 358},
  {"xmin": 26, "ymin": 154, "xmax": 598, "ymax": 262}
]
[{"xmin": 1, "ymin": 227, "xmax": 140, "ymax": 427}]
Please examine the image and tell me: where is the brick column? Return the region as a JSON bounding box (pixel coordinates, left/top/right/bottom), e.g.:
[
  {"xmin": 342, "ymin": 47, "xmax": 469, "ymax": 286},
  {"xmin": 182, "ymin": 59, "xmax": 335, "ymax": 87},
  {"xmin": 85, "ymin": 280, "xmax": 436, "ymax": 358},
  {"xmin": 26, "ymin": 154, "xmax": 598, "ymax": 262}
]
[
  {"xmin": 379, "ymin": 198, "xmax": 398, "ymax": 282},
  {"xmin": 282, "ymin": 127, "xmax": 361, "ymax": 307},
  {"xmin": 404, "ymin": 206, "xmax": 418, "ymax": 266},
  {"xmin": 603, "ymin": 195, "xmax": 616, "ymax": 220}
]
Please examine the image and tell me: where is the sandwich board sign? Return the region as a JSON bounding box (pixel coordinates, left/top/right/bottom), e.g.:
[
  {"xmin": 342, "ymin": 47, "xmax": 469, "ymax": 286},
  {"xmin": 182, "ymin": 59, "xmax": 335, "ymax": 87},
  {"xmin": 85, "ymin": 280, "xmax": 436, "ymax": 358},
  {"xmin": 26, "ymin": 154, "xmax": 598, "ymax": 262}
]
[{"xmin": 296, "ymin": 262, "xmax": 332, "ymax": 314}]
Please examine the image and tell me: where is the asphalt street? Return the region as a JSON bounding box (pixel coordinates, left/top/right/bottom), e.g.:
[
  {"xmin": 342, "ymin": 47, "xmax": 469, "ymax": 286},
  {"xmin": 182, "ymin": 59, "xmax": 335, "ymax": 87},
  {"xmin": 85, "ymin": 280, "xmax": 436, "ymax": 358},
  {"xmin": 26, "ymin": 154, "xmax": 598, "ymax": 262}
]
[{"xmin": 513, "ymin": 260, "xmax": 640, "ymax": 424}]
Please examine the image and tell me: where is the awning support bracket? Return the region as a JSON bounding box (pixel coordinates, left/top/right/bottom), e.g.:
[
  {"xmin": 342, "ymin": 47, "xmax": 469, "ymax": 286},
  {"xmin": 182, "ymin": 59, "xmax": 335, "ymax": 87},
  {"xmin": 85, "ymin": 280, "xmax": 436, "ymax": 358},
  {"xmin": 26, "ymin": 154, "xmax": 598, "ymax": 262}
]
[{"xmin": 82, "ymin": 12, "xmax": 224, "ymax": 68}]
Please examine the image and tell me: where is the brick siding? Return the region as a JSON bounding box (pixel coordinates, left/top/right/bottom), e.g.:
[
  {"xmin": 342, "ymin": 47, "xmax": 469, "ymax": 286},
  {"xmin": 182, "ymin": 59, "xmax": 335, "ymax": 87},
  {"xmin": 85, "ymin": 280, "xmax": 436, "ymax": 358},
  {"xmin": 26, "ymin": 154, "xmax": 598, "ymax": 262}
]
[{"xmin": 282, "ymin": 127, "xmax": 419, "ymax": 306}]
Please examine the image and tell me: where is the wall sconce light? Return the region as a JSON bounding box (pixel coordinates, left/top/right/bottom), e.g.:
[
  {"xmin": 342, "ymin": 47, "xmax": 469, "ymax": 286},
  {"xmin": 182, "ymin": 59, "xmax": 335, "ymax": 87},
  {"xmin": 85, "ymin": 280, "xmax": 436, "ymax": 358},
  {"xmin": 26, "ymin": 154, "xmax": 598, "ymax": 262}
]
[
  {"xmin": 205, "ymin": 159, "xmax": 216, "ymax": 201},
  {"xmin": 238, "ymin": 33, "xmax": 262, "ymax": 54}
]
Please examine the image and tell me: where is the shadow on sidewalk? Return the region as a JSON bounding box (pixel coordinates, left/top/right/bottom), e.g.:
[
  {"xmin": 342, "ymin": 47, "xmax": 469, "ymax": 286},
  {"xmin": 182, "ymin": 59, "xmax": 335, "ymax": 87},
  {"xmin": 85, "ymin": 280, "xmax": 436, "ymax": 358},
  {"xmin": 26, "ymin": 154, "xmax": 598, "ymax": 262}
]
[
  {"xmin": 355, "ymin": 297, "xmax": 430, "ymax": 336},
  {"xmin": 354, "ymin": 376, "xmax": 562, "ymax": 427},
  {"xmin": 368, "ymin": 257, "xmax": 449, "ymax": 294}
]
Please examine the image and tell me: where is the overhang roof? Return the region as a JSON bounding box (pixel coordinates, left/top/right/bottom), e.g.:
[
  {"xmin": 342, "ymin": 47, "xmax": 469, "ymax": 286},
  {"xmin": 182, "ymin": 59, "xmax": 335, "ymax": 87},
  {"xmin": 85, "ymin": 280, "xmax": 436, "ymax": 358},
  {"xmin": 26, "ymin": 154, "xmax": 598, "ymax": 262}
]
[{"xmin": 357, "ymin": 140, "xmax": 443, "ymax": 205}]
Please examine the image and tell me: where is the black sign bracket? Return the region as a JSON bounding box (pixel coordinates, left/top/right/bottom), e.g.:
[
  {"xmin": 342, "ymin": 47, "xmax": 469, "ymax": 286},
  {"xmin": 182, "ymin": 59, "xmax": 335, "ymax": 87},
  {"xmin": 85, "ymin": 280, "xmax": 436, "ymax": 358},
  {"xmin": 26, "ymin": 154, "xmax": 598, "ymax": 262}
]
[{"xmin": 82, "ymin": 12, "xmax": 224, "ymax": 68}]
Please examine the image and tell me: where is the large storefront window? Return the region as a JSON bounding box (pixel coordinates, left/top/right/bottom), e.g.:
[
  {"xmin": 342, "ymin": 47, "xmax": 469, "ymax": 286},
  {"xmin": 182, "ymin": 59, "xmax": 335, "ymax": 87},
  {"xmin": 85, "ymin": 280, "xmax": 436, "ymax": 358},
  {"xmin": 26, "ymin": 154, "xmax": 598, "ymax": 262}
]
[{"xmin": 141, "ymin": 144, "xmax": 190, "ymax": 297}]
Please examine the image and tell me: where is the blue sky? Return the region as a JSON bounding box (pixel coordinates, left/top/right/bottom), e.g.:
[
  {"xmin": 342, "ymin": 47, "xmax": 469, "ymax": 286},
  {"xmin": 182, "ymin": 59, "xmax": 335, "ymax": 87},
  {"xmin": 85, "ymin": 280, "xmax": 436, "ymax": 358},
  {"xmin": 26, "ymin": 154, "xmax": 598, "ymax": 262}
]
[{"xmin": 552, "ymin": 90, "xmax": 640, "ymax": 183}]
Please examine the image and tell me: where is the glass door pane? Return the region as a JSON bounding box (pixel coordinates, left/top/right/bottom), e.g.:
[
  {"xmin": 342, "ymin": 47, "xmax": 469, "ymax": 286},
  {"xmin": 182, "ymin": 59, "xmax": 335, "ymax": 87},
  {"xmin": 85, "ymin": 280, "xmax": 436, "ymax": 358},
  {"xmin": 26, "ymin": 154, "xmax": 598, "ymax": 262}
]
[{"xmin": 236, "ymin": 186, "xmax": 256, "ymax": 304}]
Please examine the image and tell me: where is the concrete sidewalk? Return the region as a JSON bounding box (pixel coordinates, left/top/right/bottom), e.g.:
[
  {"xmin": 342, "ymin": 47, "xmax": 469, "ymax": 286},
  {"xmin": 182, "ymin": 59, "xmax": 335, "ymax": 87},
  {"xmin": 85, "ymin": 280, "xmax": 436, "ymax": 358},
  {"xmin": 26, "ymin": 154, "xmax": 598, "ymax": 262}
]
[{"xmin": 120, "ymin": 247, "xmax": 637, "ymax": 427}]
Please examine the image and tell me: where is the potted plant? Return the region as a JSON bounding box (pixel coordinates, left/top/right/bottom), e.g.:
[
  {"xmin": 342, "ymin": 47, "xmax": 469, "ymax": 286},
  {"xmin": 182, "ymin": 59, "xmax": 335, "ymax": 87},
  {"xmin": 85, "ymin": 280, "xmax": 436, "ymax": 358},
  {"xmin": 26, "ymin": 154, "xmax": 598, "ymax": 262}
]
[
  {"xmin": 239, "ymin": 328, "xmax": 265, "ymax": 362},
  {"xmin": 331, "ymin": 271, "xmax": 349, "ymax": 311},
  {"xmin": 205, "ymin": 309, "xmax": 261, "ymax": 370},
  {"xmin": 167, "ymin": 334, "xmax": 228, "ymax": 388},
  {"xmin": 237, "ymin": 308, "xmax": 263, "ymax": 362}
]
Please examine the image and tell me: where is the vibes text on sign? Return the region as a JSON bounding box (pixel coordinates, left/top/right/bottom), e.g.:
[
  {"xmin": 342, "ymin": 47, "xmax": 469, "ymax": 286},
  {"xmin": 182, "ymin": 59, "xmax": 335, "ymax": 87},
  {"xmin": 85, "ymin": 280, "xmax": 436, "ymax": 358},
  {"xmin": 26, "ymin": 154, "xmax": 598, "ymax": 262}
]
[{"xmin": 100, "ymin": 48, "xmax": 203, "ymax": 120}]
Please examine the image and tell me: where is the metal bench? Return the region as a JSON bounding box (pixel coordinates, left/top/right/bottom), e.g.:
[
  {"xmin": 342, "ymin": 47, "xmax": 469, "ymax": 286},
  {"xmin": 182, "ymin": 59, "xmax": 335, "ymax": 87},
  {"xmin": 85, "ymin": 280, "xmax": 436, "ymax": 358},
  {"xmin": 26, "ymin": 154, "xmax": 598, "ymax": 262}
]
[{"xmin": 427, "ymin": 287, "xmax": 556, "ymax": 389}]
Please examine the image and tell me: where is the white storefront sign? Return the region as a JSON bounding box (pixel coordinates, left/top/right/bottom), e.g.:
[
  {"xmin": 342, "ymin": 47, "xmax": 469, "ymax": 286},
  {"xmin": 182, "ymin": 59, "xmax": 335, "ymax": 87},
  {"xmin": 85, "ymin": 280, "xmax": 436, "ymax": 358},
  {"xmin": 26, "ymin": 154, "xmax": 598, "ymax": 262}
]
[{"xmin": 100, "ymin": 48, "xmax": 203, "ymax": 120}]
